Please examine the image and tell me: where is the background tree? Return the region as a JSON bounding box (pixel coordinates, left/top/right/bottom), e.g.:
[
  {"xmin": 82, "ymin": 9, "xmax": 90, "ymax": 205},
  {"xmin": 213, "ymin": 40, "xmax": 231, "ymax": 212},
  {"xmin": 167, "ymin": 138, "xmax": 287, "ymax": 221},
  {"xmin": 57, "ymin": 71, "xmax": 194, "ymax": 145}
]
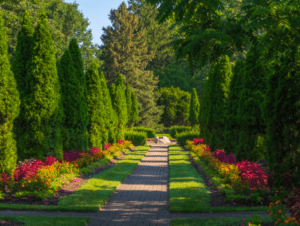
[
  {"xmin": 188, "ymin": 88, "xmax": 200, "ymax": 131},
  {"xmin": 223, "ymin": 59, "xmax": 244, "ymax": 155},
  {"xmin": 236, "ymin": 43, "xmax": 268, "ymax": 162},
  {"xmin": 86, "ymin": 61, "xmax": 104, "ymax": 150},
  {"xmin": 19, "ymin": 10, "xmax": 63, "ymax": 162},
  {"xmin": 0, "ymin": 9, "xmax": 20, "ymax": 179},
  {"xmin": 125, "ymin": 82, "xmax": 132, "ymax": 128},
  {"xmin": 68, "ymin": 38, "xmax": 89, "ymax": 152},
  {"xmin": 157, "ymin": 86, "xmax": 191, "ymax": 129}
]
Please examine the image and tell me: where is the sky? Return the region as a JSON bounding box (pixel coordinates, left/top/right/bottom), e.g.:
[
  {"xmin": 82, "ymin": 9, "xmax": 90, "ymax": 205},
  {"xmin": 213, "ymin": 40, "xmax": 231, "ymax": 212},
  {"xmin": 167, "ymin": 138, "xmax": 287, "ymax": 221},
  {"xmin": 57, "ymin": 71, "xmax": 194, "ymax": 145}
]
[{"xmin": 62, "ymin": 0, "xmax": 132, "ymax": 48}]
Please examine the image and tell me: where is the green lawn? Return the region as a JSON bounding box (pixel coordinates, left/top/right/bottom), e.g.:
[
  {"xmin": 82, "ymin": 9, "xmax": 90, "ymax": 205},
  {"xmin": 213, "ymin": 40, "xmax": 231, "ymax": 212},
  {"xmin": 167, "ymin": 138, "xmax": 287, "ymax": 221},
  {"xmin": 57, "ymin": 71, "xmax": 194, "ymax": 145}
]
[{"xmin": 0, "ymin": 145, "xmax": 151, "ymax": 212}]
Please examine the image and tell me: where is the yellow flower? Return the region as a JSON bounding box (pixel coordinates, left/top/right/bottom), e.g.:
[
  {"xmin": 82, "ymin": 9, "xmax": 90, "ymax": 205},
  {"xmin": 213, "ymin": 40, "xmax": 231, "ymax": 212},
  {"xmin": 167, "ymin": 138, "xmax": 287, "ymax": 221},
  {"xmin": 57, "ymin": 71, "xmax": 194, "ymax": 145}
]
[
  {"xmin": 277, "ymin": 210, "xmax": 283, "ymax": 214},
  {"xmin": 275, "ymin": 200, "xmax": 281, "ymax": 205}
]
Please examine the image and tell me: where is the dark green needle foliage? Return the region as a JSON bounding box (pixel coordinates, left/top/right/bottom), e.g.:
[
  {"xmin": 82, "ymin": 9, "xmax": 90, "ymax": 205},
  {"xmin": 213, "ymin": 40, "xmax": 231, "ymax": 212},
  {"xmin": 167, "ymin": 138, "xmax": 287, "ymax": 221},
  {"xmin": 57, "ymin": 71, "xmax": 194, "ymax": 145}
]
[
  {"xmin": 68, "ymin": 38, "xmax": 89, "ymax": 152},
  {"xmin": 115, "ymin": 74, "xmax": 128, "ymax": 124},
  {"xmin": 188, "ymin": 88, "xmax": 200, "ymax": 131},
  {"xmin": 131, "ymin": 90, "xmax": 139, "ymax": 126},
  {"xmin": 10, "ymin": 10, "xmax": 34, "ymax": 163},
  {"xmin": 0, "ymin": 9, "xmax": 21, "ymax": 179},
  {"xmin": 236, "ymin": 43, "xmax": 267, "ymax": 162},
  {"xmin": 20, "ymin": 11, "xmax": 63, "ymax": 162},
  {"xmin": 86, "ymin": 61, "xmax": 104, "ymax": 150},
  {"xmin": 198, "ymin": 76, "xmax": 210, "ymax": 145},
  {"xmin": 125, "ymin": 83, "xmax": 132, "ymax": 128},
  {"xmin": 109, "ymin": 83, "xmax": 116, "ymax": 108},
  {"xmin": 223, "ymin": 60, "xmax": 244, "ymax": 155}
]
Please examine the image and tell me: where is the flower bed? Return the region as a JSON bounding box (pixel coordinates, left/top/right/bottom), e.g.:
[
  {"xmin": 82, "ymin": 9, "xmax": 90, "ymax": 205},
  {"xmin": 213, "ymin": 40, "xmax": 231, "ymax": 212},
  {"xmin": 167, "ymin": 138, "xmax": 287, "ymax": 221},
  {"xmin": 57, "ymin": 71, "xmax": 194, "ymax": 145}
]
[
  {"xmin": 187, "ymin": 138, "xmax": 300, "ymax": 226},
  {"xmin": 0, "ymin": 140, "xmax": 133, "ymax": 202}
]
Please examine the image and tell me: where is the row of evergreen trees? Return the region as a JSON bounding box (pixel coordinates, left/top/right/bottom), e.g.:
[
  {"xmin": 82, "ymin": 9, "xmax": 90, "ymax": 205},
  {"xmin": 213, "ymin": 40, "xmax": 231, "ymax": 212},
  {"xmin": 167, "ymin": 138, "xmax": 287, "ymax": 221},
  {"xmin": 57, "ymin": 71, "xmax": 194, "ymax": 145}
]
[
  {"xmin": 197, "ymin": 41, "xmax": 300, "ymax": 188},
  {"xmin": 0, "ymin": 9, "xmax": 139, "ymax": 180}
]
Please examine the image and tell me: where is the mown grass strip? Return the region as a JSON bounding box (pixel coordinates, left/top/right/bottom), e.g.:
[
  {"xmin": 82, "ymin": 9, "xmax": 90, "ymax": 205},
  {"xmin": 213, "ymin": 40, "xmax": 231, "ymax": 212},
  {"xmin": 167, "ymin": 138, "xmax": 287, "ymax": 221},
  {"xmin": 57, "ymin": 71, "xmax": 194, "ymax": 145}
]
[
  {"xmin": 0, "ymin": 215, "xmax": 91, "ymax": 226},
  {"xmin": 168, "ymin": 145, "xmax": 269, "ymax": 212},
  {"xmin": 0, "ymin": 145, "xmax": 151, "ymax": 212},
  {"xmin": 171, "ymin": 216, "xmax": 273, "ymax": 226}
]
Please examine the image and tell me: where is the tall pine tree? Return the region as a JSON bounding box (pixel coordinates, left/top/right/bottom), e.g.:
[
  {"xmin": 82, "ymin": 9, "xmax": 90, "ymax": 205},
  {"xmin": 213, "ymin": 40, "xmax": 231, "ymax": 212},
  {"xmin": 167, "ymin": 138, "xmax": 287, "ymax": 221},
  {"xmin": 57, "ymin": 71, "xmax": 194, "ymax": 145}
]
[
  {"xmin": 0, "ymin": 9, "xmax": 21, "ymax": 179},
  {"xmin": 188, "ymin": 88, "xmax": 200, "ymax": 131},
  {"xmin": 20, "ymin": 10, "xmax": 63, "ymax": 162},
  {"xmin": 86, "ymin": 61, "xmax": 104, "ymax": 150},
  {"xmin": 68, "ymin": 38, "xmax": 89, "ymax": 151}
]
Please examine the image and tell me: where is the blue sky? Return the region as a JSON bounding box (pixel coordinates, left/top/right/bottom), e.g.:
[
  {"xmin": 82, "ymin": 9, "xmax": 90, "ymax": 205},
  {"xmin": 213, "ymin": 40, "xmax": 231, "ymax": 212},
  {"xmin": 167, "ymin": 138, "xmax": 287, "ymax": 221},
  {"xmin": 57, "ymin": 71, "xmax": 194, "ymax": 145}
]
[{"xmin": 62, "ymin": 0, "xmax": 131, "ymax": 47}]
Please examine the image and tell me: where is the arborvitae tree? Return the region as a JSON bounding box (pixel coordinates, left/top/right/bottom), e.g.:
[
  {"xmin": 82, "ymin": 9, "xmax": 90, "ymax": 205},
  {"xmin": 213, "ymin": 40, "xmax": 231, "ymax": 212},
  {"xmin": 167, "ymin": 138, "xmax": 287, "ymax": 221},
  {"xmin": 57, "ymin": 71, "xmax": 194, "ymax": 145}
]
[
  {"xmin": 109, "ymin": 83, "xmax": 116, "ymax": 108},
  {"xmin": 19, "ymin": 10, "xmax": 63, "ymax": 162},
  {"xmin": 0, "ymin": 9, "xmax": 21, "ymax": 179},
  {"xmin": 85, "ymin": 61, "xmax": 104, "ymax": 150},
  {"xmin": 205, "ymin": 55, "xmax": 232, "ymax": 153},
  {"xmin": 263, "ymin": 50, "xmax": 300, "ymax": 188},
  {"xmin": 199, "ymin": 76, "xmax": 210, "ymax": 144},
  {"xmin": 116, "ymin": 74, "xmax": 128, "ymax": 123},
  {"xmin": 236, "ymin": 43, "xmax": 267, "ymax": 162},
  {"xmin": 125, "ymin": 82, "xmax": 132, "ymax": 127},
  {"xmin": 131, "ymin": 90, "xmax": 139, "ymax": 126},
  {"xmin": 68, "ymin": 38, "xmax": 89, "ymax": 151},
  {"xmin": 99, "ymin": 71, "xmax": 118, "ymax": 145},
  {"xmin": 10, "ymin": 10, "xmax": 34, "ymax": 163},
  {"xmin": 114, "ymin": 84, "xmax": 127, "ymax": 140},
  {"xmin": 58, "ymin": 49, "xmax": 82, "ymax": 152},
  {"xmin": 188, "ymin": 88, "xmax": 200, "ymax": 131},
  {"xmin": 223, "ymin": 60, "xmax": 244, "ymax": 155}
]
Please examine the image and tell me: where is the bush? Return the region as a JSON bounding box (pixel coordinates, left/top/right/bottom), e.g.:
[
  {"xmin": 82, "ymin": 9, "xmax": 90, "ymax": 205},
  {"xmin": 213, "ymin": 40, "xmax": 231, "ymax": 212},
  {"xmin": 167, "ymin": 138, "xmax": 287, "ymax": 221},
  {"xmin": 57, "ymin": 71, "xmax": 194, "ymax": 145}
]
[
  {"xmin": 176, "ymin": 130, "xmax": 200, "ymax": 146},
  {"xmin": 132, "ymin": 126, "xmax": 156, "ymax": 138},
  {"xmin": 169, "ymin": 125, "xmax": 192, "ymax": 138},
  {"xmin": 124, "ymin": 130, "xmax": 147, "ymax": 146}
]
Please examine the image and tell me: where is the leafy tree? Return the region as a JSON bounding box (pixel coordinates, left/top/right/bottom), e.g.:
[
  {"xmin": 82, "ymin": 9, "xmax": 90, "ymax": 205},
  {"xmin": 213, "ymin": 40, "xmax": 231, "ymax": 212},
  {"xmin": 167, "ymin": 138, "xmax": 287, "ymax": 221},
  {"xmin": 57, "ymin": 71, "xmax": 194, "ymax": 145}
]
[
  {"xmin": 188, "ymin": 88, "xmax": 200, "ymax": 131},
  {"xmin": 223, "ymin": 59, "xmax": 244, "ymax": 155},
  {"xmin": 157, "ymin": 86, "xmax": 191, "ymax": 128},
  {"xmin": 205, "ymin": 55, "xmax": 232, "ymax": 153},
  {"xmin": 86, "ymin": 61, "xmax": 104, "ymax": 150},
  {"xmin": 20, "ymin": 10, "xmax": 63, "ymax": 162},
  {"xmin": 125, "ymin": 82, "xmax": 132, "ymax": 127},
  {"xmin": 130, "ymin": 89, "xmax": 139, "ymax": 126},
  {"xmin": 235, "ymin": 43, "xmax": 268, "ymax": 162},
  {"xmin": 0, "ymin": 9, "xmax": 21, "ymax": 179},
  {"xmin": 68, "ymin": 38, "xmax": 89, "ymax": 151}
]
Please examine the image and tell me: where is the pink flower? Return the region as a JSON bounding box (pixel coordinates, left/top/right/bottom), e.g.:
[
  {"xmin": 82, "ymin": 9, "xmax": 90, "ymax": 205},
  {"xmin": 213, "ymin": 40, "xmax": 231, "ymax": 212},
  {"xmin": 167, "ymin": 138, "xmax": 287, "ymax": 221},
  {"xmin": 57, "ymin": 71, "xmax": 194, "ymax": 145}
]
[
  {"xmin": 28, "ymin": 195, "xmax": 31, "ymax": 197},
  {"xmin": 73, "ymin": 178, "xmax": 79, "ymax": 182}
]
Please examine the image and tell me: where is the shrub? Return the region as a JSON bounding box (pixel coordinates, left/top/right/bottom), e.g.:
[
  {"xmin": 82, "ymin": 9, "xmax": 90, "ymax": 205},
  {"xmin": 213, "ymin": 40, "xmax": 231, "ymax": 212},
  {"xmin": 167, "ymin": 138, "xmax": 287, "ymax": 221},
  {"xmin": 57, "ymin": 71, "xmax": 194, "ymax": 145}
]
[
  {"xmin": 132, "ymin": 126, "xmax": 156, "ymax": 138},
  {"xmin": 124, "ymin": 130, "xmax": 147, "ymax": 145},
  {"xmin": 169, "ymin": 125, "xmax": 192, "ymax": 138},
  {"xmin": 176, "ymin": 130, "xmax": 200, "ymax": 146}
]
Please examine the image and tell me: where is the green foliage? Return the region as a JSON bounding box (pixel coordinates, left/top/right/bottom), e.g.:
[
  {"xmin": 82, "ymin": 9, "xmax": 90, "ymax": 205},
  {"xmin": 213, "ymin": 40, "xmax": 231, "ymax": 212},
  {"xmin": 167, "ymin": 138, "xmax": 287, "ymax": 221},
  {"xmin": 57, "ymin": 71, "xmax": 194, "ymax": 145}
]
[
  {"xmin": 124, "ymin": 130, "xmax": 147, "ymax": 146},
  {"xmin": 157, "ymin": 86, "xmax": 191, "ymax": 128},
  {"xmin": 132, "ymin": 126, "xmax": 156, "ymax": 138},
  {"xmin": 109, "ymin": 84, "xmax": 116, "ymax": 107},
  {"xmin": 223, "ymin": 60, "xmax": 244, "ymax": 155},
  {"xmin": 85, "ymin": 60, "xmax": 104, "ymax": 151},
  {"xmin": 188, "ymin": 88, "xmax": 200, "ymax": 130},
  {"xmin": 68, "ymin": 38, "xmax": 89, "ymax": 152},
  {"xmin": 125, "ymin": 82, "xmax": 132, "ymax": 127},
  {"xmin": 169, "ymin": 126, "xmax": 192, "ymax": 138},
  {"xmin": 176, "ymin": 130, "xmax": 201, "ymax": 146},
  {"xmin": 0, "ymin": 9, "xmax": 21, "ymax": 179},
  {"xmin": 20, "ymin": 10, "xmax": 63, "ymax": 162},
  {"xmin": 130, "ymin": 90, "xmax": 139, "ymax": 125},
  {"xmin": 115, "ymin": 74, "xmax": 128, "ymax": 124},
  {"xmin": 236, "ymin": 43, "xmax": 267, "ymax": 162}
]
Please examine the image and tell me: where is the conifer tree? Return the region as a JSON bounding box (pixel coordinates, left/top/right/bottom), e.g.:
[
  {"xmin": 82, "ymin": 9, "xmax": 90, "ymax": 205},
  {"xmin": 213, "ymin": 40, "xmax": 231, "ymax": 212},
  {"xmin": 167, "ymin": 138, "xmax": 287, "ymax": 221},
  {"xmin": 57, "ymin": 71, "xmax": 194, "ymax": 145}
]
[
  {"xmin": 86, "ymin": 61, "xmax": 104, "ymax": 150},
  {"xmin": 125, "ymin": 82, "xmax": 132, "ymax": 127},
  {"xmin": 116, "ymin": 74, "xmax": 128, "ymax": 123},
  {"xmin": 223, "ymin": 60, "xmax": 244, "ymax": 155},
  {"xmin": 10, "ymin": 10, "xmax": 34, "ymax": 163},
  {"xmin": 131, "ymin": 90, "xmax": 139, "ymax": 126},
  {"xmin": 188, "ymin": 88, "xmax": 200, "ymax": 131},
  {"xmin": 0, "ymin": 9, "xmax": 21, "ymax": 179},
  {"xmin": 199, "ymin": 76, "xmax": 210, "ymax": 145},
  {"xmin": 19, "ymin": 10, "xmax": 63, "ymax": 162},
  {"xmin": 236, "ymin": 43, "xmax": 267, "ymax": 162},
  {"xmin": 58, "ymin": 49, "xmax": 81, "ymax": 152},
  {"xmin": 68, "ymin": 38, "xmax": 89, "ymax": 151},
  {"xmin": 109, "ymin": 83, "xmax": 116, "ymax": 108}
]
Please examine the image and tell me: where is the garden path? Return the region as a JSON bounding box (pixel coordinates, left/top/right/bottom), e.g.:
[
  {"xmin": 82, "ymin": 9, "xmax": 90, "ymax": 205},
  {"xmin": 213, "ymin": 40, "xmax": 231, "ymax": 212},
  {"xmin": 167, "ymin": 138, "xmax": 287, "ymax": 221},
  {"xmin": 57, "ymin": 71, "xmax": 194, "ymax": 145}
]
[{"xmin": 0, "ymin": 143, "xmax": 290, "ymax": 226}]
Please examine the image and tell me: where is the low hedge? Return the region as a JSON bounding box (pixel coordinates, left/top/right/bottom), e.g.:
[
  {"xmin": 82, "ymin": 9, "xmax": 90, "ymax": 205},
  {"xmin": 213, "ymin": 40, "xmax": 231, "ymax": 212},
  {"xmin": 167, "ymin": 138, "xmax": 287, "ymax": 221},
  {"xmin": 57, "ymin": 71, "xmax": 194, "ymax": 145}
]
[
  {"xmin": 176, "ymin": 130, "xmax": 201, "ymax": 146},
  {"xmin": 131, "ymin": 126, "xmax": 156, "ymax": 138},
  {"xmin": 124, "ymin": 130, "xmax": 147, "ymax": 145},
  {"xmin": 169, "ymin": 126, "xmax": 192, "ymax": 138}
]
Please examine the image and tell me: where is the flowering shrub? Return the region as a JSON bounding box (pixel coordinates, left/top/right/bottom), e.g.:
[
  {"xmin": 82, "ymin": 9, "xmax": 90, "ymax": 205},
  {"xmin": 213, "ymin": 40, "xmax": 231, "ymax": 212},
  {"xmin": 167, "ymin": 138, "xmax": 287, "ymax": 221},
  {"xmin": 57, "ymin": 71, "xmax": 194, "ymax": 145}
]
[
  {"xmin": 212, "ymin": 149, "xmax": 236, "ymax": 164},
  {"xmin": 44, "ymin": 156, "xmax": 57, "ymax": 166},
  {"xmin": 193, "ymin": 138, "xmax": 204, "ymax": 145},
  {"xmin": 117, "ymin": 140, "xmax": 124, "ymax": 144},
  {"xmin": 286, "ymin": 187, "xmax": 300, "ymax": 223},
  {"xmin": 104, "ymin": 143, "xmax": 112, "ymax": 150},
  {"xmin": 61, "ymin": 150, "xmax": 88, "ymax": 163},
  {"xmin": 90, "ymin": 147, "xmax": 102, "ymax": 156}
]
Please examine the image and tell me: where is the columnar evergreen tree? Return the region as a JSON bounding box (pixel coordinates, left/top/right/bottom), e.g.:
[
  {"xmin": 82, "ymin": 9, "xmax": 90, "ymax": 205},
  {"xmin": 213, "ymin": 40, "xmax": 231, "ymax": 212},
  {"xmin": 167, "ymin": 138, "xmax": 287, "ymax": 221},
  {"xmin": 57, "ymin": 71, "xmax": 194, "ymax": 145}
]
[
  {"xmin": 0, "ymin": 9, "xmax": 21, "ymax": 179},
  {"xmin": 85, "ymin": 61, "xmax": 104, "ymax": 150},
  {"xmin": 263, "ymin": 50, "xmax": 300, "ymax": 188},
  {"xmin": 205, "ymin": 55, "xmax": 232, "ymax": 153},
  {"xmin": 58, "ymin": 49, "xmax": 81, "ymax": 152},
  {"xmin": 19, "ymin": 10, "xmax": 64, "ymax": 162},
  {"xmin": 116, "ymin": 74, "xmax": 128, "ymax": 123},
  {"xmin": 131, "ymin": 90, "xmax": 139, "ymax": 126},
  {"xmin": 236, "ymin": 43, "xmax": 267, "ymax": 162},
  {"xmin": 125, "ymin": 82, "xmax": 132, "ymax": 128},
  {"xmin": 198, "ymin": 76, "xmax": 210, "ymax": 145},
  {"xmin": 109, "ymin": 83, "xmax": 116, "ymax": 107},
  {"xmin": 114, "ymin": 84, "xmax": 127, "ymax": 140},
  {"xmin": 68, "ymin": 38, "xmax": 89, "ymax": 151},
  {"xmin": 223, "ymin": 60, "xmax": 244, "ymax": 155},
  {"xmin": 188, "ymin": 88, "xmax": 200, "ymax": 131},
  {"xmin": 10, "ymin": 10, "xmax": 34, "ymax": 163}
]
